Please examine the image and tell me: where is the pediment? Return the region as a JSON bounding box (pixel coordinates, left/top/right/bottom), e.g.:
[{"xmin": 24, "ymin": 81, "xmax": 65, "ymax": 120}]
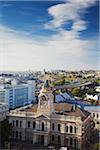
[{"xmin": 34, "ymin": 113, "xmax": 50, "ymax": 120}]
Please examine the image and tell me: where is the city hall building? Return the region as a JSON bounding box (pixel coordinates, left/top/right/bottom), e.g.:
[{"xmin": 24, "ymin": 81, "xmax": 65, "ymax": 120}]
[{"xmin": 8, "ymin": 80, "xmax": 92, "ymax": 149}]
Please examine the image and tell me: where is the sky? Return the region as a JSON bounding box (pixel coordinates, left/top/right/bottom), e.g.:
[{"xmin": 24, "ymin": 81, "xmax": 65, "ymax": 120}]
[{"xmin": 0, "ymin": 0, "xmax": 99, "ymax": 71}]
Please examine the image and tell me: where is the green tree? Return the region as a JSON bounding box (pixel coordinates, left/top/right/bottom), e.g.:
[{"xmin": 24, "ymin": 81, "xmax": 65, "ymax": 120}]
[
  {"xmin": 1, "ymin": 119, "xmax": 12, "ymax": 147},
  {"xmin": 72, "ymin": 88, "xmax": 80, "ymax": 96},
  {"xmin": 52, "ymin": 77, "xmax": 65, "ymax": 87},
  {"xmin": 87, "ymin": 88, "xmax": 95, "ymax": 95},
  {"xmin": 94, "ymin": 143, "xmax": 100, "ymax": 150}
]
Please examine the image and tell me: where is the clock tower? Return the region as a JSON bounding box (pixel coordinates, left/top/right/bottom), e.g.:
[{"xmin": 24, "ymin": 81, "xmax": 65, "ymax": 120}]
[{"xmin": 37, "ymin": 80, "xmax": 54, "ymax": 114}]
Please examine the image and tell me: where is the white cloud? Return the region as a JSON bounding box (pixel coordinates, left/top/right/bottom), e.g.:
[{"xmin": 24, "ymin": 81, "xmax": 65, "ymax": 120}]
[
  {"xmin": 0, "ymin": 25, "xmax": 99, "ymax": 71},
  {"xmin": 44, "ymin": 0, "xmax": 97, "ymax": 30},
  {"xmin": 72, "ymin": 20, "xmax": 87, "ymax": 31}
]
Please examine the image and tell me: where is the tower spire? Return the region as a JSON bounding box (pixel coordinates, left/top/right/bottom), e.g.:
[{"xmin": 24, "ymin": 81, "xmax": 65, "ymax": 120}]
[{"xmin": 43, "ymin": 80, "xmax": 50, "ymax": 89}]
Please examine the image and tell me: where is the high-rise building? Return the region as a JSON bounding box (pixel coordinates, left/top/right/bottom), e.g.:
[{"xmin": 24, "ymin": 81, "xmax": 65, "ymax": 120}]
[{"xmin": 0, "ymin": 79, "xmax": 35, "ymax": 109}]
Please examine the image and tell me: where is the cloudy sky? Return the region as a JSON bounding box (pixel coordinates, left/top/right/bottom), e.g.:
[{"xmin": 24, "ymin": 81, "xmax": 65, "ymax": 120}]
[{"xmin": 0, "ymin": 0, "xmax": 99, "ymax": 71}]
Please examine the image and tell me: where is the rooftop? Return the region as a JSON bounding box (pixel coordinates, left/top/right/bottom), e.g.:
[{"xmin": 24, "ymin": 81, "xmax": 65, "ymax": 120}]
[
  {"xmin": 18, "ymin": 102, "xmax": 90, "ymax": 120},
  {"xmin": 84, "ymin": 106, "xmax": 100, "ymax": 112}
]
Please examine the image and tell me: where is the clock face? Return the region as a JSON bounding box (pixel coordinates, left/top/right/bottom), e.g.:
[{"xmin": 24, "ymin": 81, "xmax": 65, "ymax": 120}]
[{"xmin": 40, "ymin": 95, "xmax": 47, "ymax": 106}]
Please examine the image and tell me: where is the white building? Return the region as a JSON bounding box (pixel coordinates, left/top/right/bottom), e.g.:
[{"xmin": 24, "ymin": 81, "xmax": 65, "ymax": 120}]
[
  {"xmin": 85, "ymin": 94, "xmax": 99, "ymax": 101},
  {"xmin": 8, "ymin": 80, "xmax": 92, "ymax": 150},
  {"xmin": 0, "ymin": 79, "xmax": 35, "ymax": 109}
]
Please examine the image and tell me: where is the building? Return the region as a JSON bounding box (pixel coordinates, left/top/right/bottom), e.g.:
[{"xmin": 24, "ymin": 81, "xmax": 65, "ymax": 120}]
[
  {"xmin": 0, "ymin": 79, "xmax": 35, "ymax": 109},
  {"xmin": 8, "ymin": 80, "xmax": 92, "ymax": 150},
  {"xmin": 84, "ymin": 106, "xmax": 100, "ymax": 131}
]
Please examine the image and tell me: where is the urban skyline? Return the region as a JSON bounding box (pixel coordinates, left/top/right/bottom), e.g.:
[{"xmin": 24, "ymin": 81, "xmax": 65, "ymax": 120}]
[{"xmin": 0, "ymin": 0, "xmax": 99, "ymax": 71}]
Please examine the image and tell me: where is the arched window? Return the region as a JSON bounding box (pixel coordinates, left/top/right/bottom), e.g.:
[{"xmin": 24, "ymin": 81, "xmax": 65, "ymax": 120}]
[
  {"xmin": 65, "ymin": 138, "xmax": 69, "ymax": 146},
  {"xmin": 33, "ymin": 121, "xmax": 36, "ymax": 129},
  {"xmin": 42, "ymin": 122, "xmax": 44, "ymax": 131},
  {"xmin": 74, "ymin": 138, "xmax": 77, "ymax": 147},
  {"xmin": 74, "ymin": 126, "xmax": 77, "ymax": 133},
  {"xmin": 13, "ymin": 120, "xmax": 15, "ymax": 127},
  {"xmin": 28, "ymin": 121, "xmax": 30, "ymax": 128},
  {"xmin": 93, "ymin": 122, "xmax": 95, "ymax": 127},
  {"xmin": 58, "ymin": 136, "xmax": 61, "ymax": 144},
  {"xmin": 16, "ymin": 120, "xmax": 18, "ymax": 127},
  {"xmin": 66, "ymin": 126, "xmax": 68, "ymax": 132},
  {"xmin": 70, "ymin": 138, "xmax": 73, "ymax": 145},
  {"xmin": 93, "ymin": 113, "xmax": 95, "ymax": 118},
  {"xmin": 16, "ymin": 131, "xmax": 18, "ymax": 138},
  {"xmin": 58, "ymin": 124, "xmax": 61, "ymax": 131},
  {"xmin": 52, "ymin": 135, "xmax": 54, "ymax": 142},
  {"xmin": 19, "ymin": 132, "xmax": 22, "ymax": 139},
  {"xmin": 70, "ymin": 126, "xmax": 73, "ymax": 133},
  {"xmin": 52, "ymin": 123, "xmax": 54, "ymax": 130},
  {"xmin": 12, "ymin": 131, "xmax": 14, "ymax": 138},
  {"xmin": 97, "ymin": 113, "xmax": 99, "ymax": 118}
]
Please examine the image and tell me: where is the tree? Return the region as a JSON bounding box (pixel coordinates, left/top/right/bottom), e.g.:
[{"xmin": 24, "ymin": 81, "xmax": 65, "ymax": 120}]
[
  {"xmin": 1, "ymin": 119, "xmax": 12, "ymax": 147},
  {"xmin": 94, "ymin": 143, "xmax": 100, "ymax": 150},
  {"xmin": 72, "ymin": 88, "xmax": 80, "ymax": 97},
  {"xmin": 52, "ymin": 77, "xmax": 65, "ymax": 86},
  {"xmin": 87, "ymin": 88, "xmax": 95, "ymax": 95}
]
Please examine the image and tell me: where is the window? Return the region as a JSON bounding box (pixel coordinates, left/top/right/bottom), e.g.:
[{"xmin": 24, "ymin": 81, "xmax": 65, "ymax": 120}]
[
  {"xmin": 52, "ymin": 135, "xmax": 54, "ymax": 142},
  {"xmin": 58, "ymin": 136, "xmax": 61, "ymax": 144},
  {"xmin": 58, "ymin": 124, "xmax": 61, "ymax": 131},
  {"xmin": 97, "ymin": 114, "xmax": 99, "ymax": 118},
  {"xmin": 16, "ymin": 131, "xmax": 18, "ymax": 138},
  {"xmin": 70, "ymin": 126, "xmax": 73, "ymax": 133},
  {"xmin": 52, "ymin": 123, "xmax": 54, "ymax": 130},
  {"xmin": 16, "ymin": 120, "xmax": 18, "ymax": 127},
  {"xmin": 66, "ymin": 126, "xmax": 68, "ymax": 132},
  {"xmin": 65, "ymin": 138, "xmax": 69, "ymax": 146},
  {"xmin": 42, "ymin": 122, "xmax": 44, "ymax": 131},
  {"xmin": 33, "ymin": 121, "xmax": 36, "ymax": 129},
  {"xmin": 70, "ymin": 138, "xmax": 73, "ymax": 145},
  {"xmin": 28, "ymin": 121, "xmax": 30, "ymax": 128},
  {"xmin": 93, "ymin": 122, "xmax": 95, "ymax": 127},
  {"xmin": 74, "ymin": 127, "xmax": 77, "ymax": 133},
  {"xmin": 12, "ymin": 131, "xmax": 14, "ymax": 138},
  {"xmin": 19, "ymin": 132, "xmax": 22, "ymax": 139},
  {"xmin": 20, "ymin": 121, "xmax": 22, "ymax": 128},
  {"xmin": 13, "ymin": 120, "xmax": 15, "ymax": 127},
  {"xmin": 93, "ymin": 113, "xmax": 95, "ymax": 118},
  {"xmin": 74, "ymin": 139, "xmax": 77, "ymax": 147}
]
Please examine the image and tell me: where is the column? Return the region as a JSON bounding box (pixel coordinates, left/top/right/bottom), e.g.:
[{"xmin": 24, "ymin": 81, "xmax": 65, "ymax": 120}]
[
  {"xmin": 22, "ymin": 130, "xmax": 25, "ymax": 141},
  {"xmin": 68, "ymin": 126, "xmax": 70, "ymax": 133},
  {"xmin": 61, "ymin": 135, "xmax": 64, "ymax": 146},
  {"xmin": 77, "ymin": 138, "xmax": 81, "ymax": 150},
  {"xmin": 33, "ymin": 134, "xmax": 37, "ymax": 144},
  {"xmin": 44, "ymin": 135, "xmax": 48, "ymax": 146}
]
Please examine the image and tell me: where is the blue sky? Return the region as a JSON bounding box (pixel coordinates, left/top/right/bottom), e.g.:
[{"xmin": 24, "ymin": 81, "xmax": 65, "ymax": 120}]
[{"xmin": 0, "ymin": 0, "xmax": 99, "ymax": 71}]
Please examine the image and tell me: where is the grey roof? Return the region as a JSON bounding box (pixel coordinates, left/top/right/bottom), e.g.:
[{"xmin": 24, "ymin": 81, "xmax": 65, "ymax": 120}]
[{"xmin": 84, "ymin": 106, "xmax": 100, "ymax": 112}]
